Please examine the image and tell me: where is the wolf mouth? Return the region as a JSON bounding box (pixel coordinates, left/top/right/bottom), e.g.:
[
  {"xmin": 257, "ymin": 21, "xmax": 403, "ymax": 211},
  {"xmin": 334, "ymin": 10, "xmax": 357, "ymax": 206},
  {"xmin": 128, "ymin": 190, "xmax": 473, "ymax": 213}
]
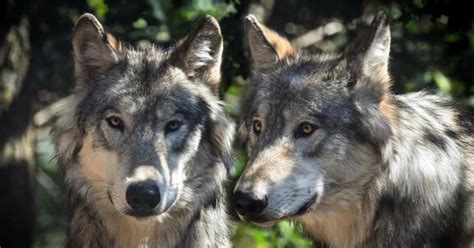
[
  {"xmin": 243, "ymin": 193, "xmax": 319, "ymax": 225},
  {"xmin": 124, "ymin": 209, "xmax": 159, "ymax": 218},
  {"xmin": 295, "ymin": 194, "xmax": 318, "ymax": 215}
]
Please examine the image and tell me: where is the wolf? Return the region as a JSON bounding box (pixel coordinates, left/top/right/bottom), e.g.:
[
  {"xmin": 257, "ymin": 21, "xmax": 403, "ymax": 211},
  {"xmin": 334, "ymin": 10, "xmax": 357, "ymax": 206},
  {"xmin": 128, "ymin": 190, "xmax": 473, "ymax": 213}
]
[
  {"xmin": 53, "ymin": 13, "xmax": 235, "ymax": 248},
  {"xmin": 233, "ymin": 12, "xmax": 474, "ymax": 248}
]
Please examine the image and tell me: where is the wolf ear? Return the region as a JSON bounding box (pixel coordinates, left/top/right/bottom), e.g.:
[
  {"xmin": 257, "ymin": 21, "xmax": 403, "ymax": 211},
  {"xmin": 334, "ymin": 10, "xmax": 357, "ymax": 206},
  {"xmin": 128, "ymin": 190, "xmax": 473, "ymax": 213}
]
[
  {"xmin": 345, "ymin": 11, "xmax": 391, "ymax": 96},
  {"xmin": 345, "ymin": 12, "xmax": 393, "ymax": 147},
  {"xmin": 72, "ymin": 13, "xmax": 122, "ymax": 80},
  {"xmin": 204, "ymin": 100, "xmax": 235, "ymax": 171},
  {"xmin": 245, "ymin": 15, "xmax": 295, "ymax": 68},
  {"xmin": 171, "ymin": 15, "xmax": 223, "ymax": 92}
]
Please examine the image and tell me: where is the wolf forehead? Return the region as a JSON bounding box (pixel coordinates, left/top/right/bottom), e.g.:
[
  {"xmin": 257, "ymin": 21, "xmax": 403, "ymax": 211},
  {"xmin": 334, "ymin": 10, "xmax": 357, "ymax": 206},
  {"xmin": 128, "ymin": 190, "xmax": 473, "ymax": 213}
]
[
  {"xmin": 80, "ymin": 47, "xmax": 210, "ymax": 116},
  {"xmin": 89, "ymin": 47, "xmax": 187, "ymax": 92},
  {"xmin": 245, "ymin": 55, "xmax": 356, "ymax": 123}
]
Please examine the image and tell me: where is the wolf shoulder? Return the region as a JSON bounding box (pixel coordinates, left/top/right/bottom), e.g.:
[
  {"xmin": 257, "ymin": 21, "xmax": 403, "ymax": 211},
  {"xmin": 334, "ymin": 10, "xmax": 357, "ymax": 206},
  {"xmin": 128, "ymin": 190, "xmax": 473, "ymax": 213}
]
[{"xmin": 394, "ymin": 90, "xmax": 474, "ymax": 140}]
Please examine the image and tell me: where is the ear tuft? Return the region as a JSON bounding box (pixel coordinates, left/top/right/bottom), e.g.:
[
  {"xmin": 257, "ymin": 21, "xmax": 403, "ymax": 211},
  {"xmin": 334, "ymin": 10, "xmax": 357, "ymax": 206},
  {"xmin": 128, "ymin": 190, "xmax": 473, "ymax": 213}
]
[
  {"xmin": 245, "ymin": 15, "xmax": 295, "ymax": 68},
  {"xmin": 72, "ymin": 13, "xmax": 121, "ymax": 80},
  {"xmin": 171, "ymin": 15, "xmax": 223, "ymax": 92}
]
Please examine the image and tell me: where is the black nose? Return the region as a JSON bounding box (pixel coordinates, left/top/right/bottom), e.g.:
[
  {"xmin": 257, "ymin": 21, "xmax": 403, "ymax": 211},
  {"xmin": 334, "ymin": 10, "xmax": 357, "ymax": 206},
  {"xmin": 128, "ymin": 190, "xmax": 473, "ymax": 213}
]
[
  {"xmin": 126, "ymin": 181, "xmax": 161, "ymax": 211},
  {"xmin": 233, "ymin": 190, "xmax": 268, "ymax": 216}
]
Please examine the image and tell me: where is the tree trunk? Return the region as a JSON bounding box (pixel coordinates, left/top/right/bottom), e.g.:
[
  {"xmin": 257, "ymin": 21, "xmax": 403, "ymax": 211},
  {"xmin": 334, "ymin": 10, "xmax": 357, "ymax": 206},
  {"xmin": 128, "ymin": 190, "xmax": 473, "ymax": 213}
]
[{"xmin": 0, "ymin": 15, "xmax": 34, "ymax": 248}]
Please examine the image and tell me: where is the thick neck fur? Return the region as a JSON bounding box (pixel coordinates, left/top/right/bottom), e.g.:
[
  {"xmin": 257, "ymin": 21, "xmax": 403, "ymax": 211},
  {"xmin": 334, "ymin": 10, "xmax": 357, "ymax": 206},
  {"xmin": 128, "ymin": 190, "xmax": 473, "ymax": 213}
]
[
  {"xmin": 298, "ymin": 141, "xmax": 380, "ymax": 248},
  {"xmin": 299, "ymin": 190, "xmax": 376, "ymax": 248},
  {"xmin": 300, "ymin": 92, "xmax": 473, "ymax": 247}
]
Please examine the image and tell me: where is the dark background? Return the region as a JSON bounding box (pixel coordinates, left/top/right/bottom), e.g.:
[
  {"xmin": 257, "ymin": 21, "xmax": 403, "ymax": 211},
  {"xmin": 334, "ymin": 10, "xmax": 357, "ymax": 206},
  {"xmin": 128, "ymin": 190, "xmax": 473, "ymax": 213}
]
[{"xmin": 1, "ymin": 0, "xmax": 473, "ymax": 247}]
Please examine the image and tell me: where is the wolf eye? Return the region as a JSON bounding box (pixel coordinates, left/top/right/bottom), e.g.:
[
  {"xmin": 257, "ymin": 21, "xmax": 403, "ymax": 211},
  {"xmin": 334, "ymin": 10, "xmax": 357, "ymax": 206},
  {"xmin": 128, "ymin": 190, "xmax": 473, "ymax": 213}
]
[
  {"xmin": 252, "ymin": 120, "xmax": 262, "ymax": 135},
  {"xmin": 295, "ymin": 122, "xmax": 317, "ymax": 138},
  {"xmin": 302, "ymin": 123, "xmax": 314, "ymax": 134},
  {"xmin": 106, "ymin": 116, "xmax": 124, "ymax": 130},
  {"xmin": 166, "ymin": 120, "xmax": 182, "ymax": 132}
]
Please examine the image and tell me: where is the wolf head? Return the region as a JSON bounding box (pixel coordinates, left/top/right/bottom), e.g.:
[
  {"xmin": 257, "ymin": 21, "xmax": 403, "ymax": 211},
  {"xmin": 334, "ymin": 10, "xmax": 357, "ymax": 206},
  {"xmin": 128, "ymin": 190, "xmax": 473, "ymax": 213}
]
[
  {"xmin": 55, "ymin": 14, "xmax": 233, "ymax": 219},
  {"xmin": 233, "ymin": 12, "xmax": 392, "ymax": 225}
]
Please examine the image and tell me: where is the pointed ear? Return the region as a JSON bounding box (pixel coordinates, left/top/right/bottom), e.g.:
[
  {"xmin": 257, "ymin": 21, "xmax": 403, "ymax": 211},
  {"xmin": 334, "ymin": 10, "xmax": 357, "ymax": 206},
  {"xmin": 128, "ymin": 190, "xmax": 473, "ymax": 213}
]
[
  {"xmin": 344, "ymin": 12, "xmax": 393, "ymax": 147},
  {"xmin": 72, "ymin": 13, "xmax": 122, "ymax": 80},
  {"xmin": 345, "ymin": 11, "xmax": 391, "ymax": 88},
  {"xmin": 170, "ymin": 15, "xmax": 223, "ymax": 92},
  {"xmin": 245, "ymin": 15, "xmax": 295, "ymax": 68}
]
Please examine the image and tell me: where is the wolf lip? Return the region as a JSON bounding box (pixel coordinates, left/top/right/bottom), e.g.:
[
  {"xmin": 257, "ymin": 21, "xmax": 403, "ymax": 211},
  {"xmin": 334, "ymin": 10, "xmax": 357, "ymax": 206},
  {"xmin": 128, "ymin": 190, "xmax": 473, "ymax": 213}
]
[
  {"xmin": 251, "ymin": 220, "xmax": 277, "ymax": 228},
  {"xmin": 295, "ymin": 194, "xmax": 318, "ymax": 216},
  {"xmin": 240, "ymin": 214, "xmax": 280, "ymax": 224},
  {"xmin": 125, "ymin": 209, "xmax": 158, "ymax": 218},
  {"xmin": 239, "ymin": 194, "xmax": 319, "ymax": 224}
]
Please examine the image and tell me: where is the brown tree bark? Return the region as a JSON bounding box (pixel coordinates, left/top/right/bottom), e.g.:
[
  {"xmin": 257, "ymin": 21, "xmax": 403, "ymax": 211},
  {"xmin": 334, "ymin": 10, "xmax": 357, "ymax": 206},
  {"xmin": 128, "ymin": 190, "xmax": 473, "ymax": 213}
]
[{"xmin": 0, "ymin": 15, "xmax": 34, "ymax": 248}]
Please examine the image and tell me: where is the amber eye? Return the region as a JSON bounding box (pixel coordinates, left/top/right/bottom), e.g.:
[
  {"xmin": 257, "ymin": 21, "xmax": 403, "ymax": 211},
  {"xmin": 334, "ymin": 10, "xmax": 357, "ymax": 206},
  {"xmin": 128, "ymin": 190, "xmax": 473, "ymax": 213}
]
[
  {"xmin": 302, "ymin": 123, "xmax": 313, "ymax": 134},
  {"xmin": 295, "ymin": 122, "xmax": 317, "ymax": 138},
  {"xmin": 166, "ymin": 120, "xmax": 182, "ymax": 132},
  {"xmin": 252, "ymin": 120, "xmax": 262, "ymax": 135},
  {"xmin": 106, "ymin": 116, "xmax": 124, "ymax": 130}
]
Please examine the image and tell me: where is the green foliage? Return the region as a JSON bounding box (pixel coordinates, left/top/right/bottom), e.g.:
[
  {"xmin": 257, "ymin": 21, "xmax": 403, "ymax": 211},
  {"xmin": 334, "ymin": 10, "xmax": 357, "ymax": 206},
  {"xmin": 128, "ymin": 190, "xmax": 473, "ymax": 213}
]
[
  {"xmin": 176, "ymin": 0, "xmax": 237, "ymax": 20},
  {"xmin": 122, "ymin": 0, "xmax": 237, "ymax": 42},
  {"xmin": 87, "ymin": 0, "xmax": 108, "ymax": 19},
  {"xmin": 233, "ymin": 222, "xmax": 313, "ymax": 248},
  {"xmin": 33, "ymin": 138, "xmax": 67, "ymax": 248}
]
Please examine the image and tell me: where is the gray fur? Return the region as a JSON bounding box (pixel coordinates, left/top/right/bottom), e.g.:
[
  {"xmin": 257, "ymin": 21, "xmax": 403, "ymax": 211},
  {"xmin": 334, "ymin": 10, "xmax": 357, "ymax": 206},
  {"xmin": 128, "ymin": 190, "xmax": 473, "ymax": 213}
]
[
  {"xmin": 235, "ymin": 12, "xmax": 474, "ymax": 248},
  {"xmin": 53, "ymin": 13, "xmax": 234, "ymax": 248}
]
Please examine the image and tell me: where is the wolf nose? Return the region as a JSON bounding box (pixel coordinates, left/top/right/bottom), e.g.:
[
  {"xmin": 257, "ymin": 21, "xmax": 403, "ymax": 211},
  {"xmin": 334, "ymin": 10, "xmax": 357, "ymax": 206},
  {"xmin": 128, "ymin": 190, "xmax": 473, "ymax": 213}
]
[
  {"xmin": 126, "ymin": 181, "xmax": 161, "ymax": 211},
  {"xmin": 233, "ymin": 190, "xmax": 268, "ymax": 216}
]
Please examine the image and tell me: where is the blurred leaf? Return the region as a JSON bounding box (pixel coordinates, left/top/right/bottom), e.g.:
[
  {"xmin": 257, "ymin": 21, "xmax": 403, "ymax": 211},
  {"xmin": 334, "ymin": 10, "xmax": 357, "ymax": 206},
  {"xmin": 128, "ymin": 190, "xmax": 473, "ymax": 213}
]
[
  {"xmin": 178, "ymin": 0, "xmax": 237, "ymax": 21},
  {"xmin": 147, "ymin": 0, "xmax": 167, "ymax": 22},
  {"xmin": 230, "ymin": 151, "xmax": 246, "ymax": 178},
  {"xmin": 432, "ymin": 70, "xmax": 452, "ymax": 92},
  {"xmin": 155, "ymin": 25, "xmax": 171, "ymax": 42},
  {"xmin": 87, "ymin": 0, "xmax": 108, "ymax": 19},
  {"xmin": 406, "ymin": 20, "xmax": 420, "ymax": 34},
  {"xmin": 133, "ymin": 18, "xmax": 148, "ymax": 29},
  {"xmin": 469, "ymin": 32, "xmax": 474, "ymax": 50},
  {"xmin": 227, "ymin": 85, "xmax": 240, "ymax": 96},
  {"xmin": 413, "ymin": 0, "xmax": 425, "ymax": 9},
  {"xmin": 444, "ymin": 33, "xmax": 461, "ymax": 43},
  {"xmin": 388, "ymin": 4, "xmax": 402, "ymax": 20}
]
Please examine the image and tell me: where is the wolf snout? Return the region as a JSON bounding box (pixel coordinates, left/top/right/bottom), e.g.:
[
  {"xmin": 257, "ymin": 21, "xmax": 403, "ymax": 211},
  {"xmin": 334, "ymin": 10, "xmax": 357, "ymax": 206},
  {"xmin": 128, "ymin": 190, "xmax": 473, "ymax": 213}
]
[
  {"xmin": 126, "ymin": 180, "xmax": 161, "ymax": 213},
  {"xmin": 233, "ymin": 190, "xmax": 268, "ymax": 217}
]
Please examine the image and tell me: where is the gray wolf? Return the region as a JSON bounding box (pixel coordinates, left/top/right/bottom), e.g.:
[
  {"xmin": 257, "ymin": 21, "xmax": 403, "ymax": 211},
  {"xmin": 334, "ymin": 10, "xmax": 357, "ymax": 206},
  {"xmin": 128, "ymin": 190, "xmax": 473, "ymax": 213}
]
[
  {"xmin": 233, "ymin": 12, "xmax": 474, "ymax": 248},
  {"xmin": 53, "ymin": 13, "xmax": 234, "ymax": 247}
]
